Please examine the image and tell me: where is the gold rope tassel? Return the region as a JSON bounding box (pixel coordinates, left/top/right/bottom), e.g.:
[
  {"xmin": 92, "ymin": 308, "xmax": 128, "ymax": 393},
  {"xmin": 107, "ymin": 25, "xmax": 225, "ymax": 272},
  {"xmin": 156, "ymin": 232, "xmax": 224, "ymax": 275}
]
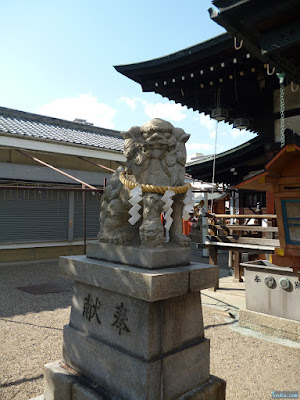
[{"xmin": 119, "ymin": 170, "xmax": 191, "ymax": 194}]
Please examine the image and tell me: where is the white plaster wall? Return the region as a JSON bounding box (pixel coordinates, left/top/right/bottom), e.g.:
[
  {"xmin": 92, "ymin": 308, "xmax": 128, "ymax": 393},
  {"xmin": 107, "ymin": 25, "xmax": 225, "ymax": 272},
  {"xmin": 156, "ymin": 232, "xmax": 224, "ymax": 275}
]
[
  {"xmin": 274, "ymin": 116, "xmax": 300, "ymax": 142},
  {"xmin": 273, "ymin": 85, "xmax": 300, "ymax": 112}
]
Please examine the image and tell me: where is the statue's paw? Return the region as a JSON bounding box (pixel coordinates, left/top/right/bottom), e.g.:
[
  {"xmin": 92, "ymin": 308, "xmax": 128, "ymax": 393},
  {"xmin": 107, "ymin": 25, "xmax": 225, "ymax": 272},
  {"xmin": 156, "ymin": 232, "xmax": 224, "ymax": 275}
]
[
  {"xmin": 99, "ymin": 232, "xmax": 124, "ymax": 245},
  {"xmin": 141, "ymin": 240, "xmax": 164, "ymax": 248},
  {"xmin": 98, "ymin": 234, "xmax": 108, "ymax": 243},
  {"xmin": 111, "ymin": 233, "xmax": 127, "ymax": 245},
  {"xmin": 139, "ymin": 218, "xmax": 164, "ymax": 248}
]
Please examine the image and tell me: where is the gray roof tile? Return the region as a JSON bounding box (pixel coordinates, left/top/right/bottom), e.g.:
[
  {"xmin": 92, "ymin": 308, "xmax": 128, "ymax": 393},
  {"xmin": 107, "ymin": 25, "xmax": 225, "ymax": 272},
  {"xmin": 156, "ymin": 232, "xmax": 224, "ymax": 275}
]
[{"xmin": 0, "ymin": 107, "xmax": 124, "ymax": 152}]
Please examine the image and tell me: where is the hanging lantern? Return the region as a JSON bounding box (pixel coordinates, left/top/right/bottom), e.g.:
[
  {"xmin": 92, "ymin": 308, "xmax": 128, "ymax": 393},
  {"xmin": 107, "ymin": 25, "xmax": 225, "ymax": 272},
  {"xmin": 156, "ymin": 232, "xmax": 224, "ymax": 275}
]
[
  {"xmin": 211, "ymin": 88, "xmax": 229, "ymax": 121},
  {"xmin": 233, "ymin": 117, "xmax": 250, "ymax": 130},
  {"xmin": 211, "ymin": 107, "xmax": 229, "ymax": 121}
]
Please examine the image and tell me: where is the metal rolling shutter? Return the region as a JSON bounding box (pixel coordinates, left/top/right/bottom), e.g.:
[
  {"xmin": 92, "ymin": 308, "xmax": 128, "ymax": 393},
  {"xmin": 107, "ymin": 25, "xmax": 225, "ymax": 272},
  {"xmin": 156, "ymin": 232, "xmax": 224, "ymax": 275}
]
[
  {"xmin": 0, "ymin": 190, "xmax": 69, "ymax": 243},
  {"xmin": 73, "ymin": 192, "xmax": 101, "ymax": 240}
]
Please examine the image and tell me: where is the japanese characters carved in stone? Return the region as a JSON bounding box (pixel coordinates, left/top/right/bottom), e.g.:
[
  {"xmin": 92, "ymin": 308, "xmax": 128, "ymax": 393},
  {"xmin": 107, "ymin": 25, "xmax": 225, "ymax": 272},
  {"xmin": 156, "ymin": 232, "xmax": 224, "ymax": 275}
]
[{"xmin": 98, "ymin": 118, "xmax": 190, "ymax": 247}]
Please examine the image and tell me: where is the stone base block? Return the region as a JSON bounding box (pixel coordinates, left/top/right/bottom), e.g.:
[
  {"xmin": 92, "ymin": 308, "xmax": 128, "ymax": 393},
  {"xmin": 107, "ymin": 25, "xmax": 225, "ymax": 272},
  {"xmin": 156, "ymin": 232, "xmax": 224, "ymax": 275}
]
[
  {"xmin": 68, "ymin": 284, "xmax": 205, "ymax": 360},
  {"xmin": 178, "ymin": 375, "xmax": 226, "ymax": 400},
  {"xmin": 59, "ymin": 255, "xmax": 219, "ymax": 302},
  {"xmin": 44, "ymin": 361, "xmax": 225, "ymax": 400},
  {"xmin": 46, "ymin": 255, "xmax": 225, "ymax": 399},
  {"xmin": 241, "ymin": 261, "xmax": 300, "ymax": 321},
  {"xmin": 63, "ymin": 324, "xmax": 210, "ymax": 400},
  {"xmin": 86, "ymin": 241, "xmax": 191, "ymax": 269},
  {"xmin": 239, "ymin": 309, "xmax": 300, "ymax": 342}
]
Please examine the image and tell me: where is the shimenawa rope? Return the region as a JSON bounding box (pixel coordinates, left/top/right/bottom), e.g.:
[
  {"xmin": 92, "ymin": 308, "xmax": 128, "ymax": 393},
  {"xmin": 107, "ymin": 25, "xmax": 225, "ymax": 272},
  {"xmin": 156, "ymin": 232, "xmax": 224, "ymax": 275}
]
[{"xmin": 119, "ymin": 170, "xmax": 191, "ymax": 194}]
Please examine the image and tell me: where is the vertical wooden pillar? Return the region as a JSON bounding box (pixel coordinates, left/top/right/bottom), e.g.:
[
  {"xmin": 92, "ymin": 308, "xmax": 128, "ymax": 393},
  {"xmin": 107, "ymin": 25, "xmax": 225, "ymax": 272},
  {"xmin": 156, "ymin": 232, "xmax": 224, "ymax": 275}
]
[
  {"xmin": 266, "ymin": 191, "xmax": 275, "ymax": 215},
  {"xmin": 208, "ymin": 245, "xmax": 218, "ymax": 265},
  {"xmin": 228, "ymin": 250, "xmax": 233, "ymax": 268},
  {"xmin": 233, "ymin": 251, "xmax": 242, "ymax": 282},
  {"xmin": 208, "ymin": 245, "xmax": 219, "ymax": 291}
]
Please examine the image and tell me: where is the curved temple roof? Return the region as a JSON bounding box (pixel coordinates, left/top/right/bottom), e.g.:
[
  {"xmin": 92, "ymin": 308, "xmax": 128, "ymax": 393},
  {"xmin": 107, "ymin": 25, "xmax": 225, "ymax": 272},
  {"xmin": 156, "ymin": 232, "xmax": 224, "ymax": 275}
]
[{"xmin": 115, "ymin": 33, "xmax": 279, "ymax": 137}]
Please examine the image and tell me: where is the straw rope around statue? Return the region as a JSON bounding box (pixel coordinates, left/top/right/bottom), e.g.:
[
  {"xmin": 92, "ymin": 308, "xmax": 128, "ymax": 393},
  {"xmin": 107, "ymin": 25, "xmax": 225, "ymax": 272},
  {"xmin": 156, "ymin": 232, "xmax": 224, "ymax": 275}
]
[{"xmin": 119, "ymin": 170, "xmax": 191, "ymax": 194}]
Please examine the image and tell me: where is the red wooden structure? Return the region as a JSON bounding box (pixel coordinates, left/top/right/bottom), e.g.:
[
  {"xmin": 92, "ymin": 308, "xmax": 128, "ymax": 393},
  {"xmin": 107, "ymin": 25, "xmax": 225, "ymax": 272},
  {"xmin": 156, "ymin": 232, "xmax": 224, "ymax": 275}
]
[{"xmin": 237, "ymin": 144, "xmax": 300, "ymax": 274}]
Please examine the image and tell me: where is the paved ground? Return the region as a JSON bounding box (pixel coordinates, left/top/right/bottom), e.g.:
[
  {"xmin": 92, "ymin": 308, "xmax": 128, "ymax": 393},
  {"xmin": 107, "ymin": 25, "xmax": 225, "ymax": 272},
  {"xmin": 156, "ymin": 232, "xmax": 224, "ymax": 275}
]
[{"xmin": 0, "ymin": 252, "xmax": 299, "ymax": 400}]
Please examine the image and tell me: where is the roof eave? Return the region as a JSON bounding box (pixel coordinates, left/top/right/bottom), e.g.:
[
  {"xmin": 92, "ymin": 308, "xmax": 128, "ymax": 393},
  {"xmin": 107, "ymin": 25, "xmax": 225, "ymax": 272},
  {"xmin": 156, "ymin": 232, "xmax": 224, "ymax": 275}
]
[
  {"xmin": 114, "ymin": 33, "xmax": 231, "ymax": 83},
  {"xmin": 0, "ymin": 132, "xmax": 126, "ymax": 162},
  {"xmin": 186, "ymin": 135, "xmax": 261, "ymax": 167},
  {"xmin": 235, "ymin": 171, "xmax": 269, "ymax": 191}
]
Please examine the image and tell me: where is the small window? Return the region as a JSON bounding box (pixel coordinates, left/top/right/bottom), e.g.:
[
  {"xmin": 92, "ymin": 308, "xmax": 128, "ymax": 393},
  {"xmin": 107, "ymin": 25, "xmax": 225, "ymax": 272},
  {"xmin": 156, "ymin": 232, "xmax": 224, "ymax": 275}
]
[{"xmin": 281, "ymin": 199, "xmax": 300, "ymax": 245}]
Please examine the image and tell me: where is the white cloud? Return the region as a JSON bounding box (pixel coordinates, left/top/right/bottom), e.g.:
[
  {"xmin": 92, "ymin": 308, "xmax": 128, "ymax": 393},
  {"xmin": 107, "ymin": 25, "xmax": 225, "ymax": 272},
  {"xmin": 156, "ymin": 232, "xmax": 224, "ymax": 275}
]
[
  {"xmin": 193, "ymin": 113, "xmax": 218, "ymax": 139},
  {"xmin": 119, "ymin": 96, "xmax": 138, "ymax": 110},
  {"xmin": 142, "ymin": 101, "xmax": 187, "ymax": 122},
  {"xmin": 38, "ymin": 94, "xmax": 116, "ymax": 129},
  {"xmin": 217, "ymin": 121, "xmax": 248, "ymax": 138},
  {"xmin": 216, "ymin": 144, "xmax": 225, "ymax": 153},
  {"xmin": 231, "ymin": 128, "xmax": 248, "ymax": 137},
  {"xmin": 186, "ymin": 142, "xmax": 213, "ymax": 153},
  {"xmin": 198, "ymin": 113, "xmax": 217, "ymax": 131},
  {"xmin": 186, "ymin": 141, "xmax": 225, "ymax": 156},
  {"xmin": 119, "ymin": 96, "xmax": 187, "ymax": 122}
]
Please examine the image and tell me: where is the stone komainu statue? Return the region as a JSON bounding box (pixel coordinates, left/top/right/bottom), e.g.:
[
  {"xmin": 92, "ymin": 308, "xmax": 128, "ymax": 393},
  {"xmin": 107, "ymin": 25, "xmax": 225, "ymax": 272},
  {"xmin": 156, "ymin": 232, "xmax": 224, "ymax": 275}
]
[{"xmin": 98, "ymin": 118, "xmax": 191, "ymax": 247}]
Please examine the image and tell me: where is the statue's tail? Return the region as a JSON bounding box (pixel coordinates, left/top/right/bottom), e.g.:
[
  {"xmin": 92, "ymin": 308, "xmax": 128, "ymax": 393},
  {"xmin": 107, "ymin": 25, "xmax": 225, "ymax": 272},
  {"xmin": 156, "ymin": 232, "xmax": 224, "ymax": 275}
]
[
  {"xmin": 102, "ymin": 166, "xmax": 124, "ymax": 203},
  {"xmin": 98, "ymin": 167, "xmax": 125, "ymax": 240}
]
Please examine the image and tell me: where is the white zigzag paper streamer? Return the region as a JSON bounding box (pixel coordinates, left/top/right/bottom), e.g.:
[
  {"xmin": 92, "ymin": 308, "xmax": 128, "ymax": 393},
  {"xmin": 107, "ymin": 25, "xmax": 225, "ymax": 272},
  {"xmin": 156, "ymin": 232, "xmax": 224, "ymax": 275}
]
[
  {"xmin": 128, "ymin": 186, "xmax": 142, "ymax": 225},
  {"xmin": 182, "ymin": 188, "xmax": 194, "ymax": 221},
  {"xmin": 161, "ymin": 190, "xmax": 175, "ymax": 231}
]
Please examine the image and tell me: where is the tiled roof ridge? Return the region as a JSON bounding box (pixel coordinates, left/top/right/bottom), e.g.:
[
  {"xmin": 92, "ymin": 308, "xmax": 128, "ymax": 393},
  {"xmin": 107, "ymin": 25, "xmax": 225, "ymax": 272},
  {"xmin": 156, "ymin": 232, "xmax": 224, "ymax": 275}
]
[{"xmin": 0, "ymin": 106, "xmax": 123, "ymax": 138}]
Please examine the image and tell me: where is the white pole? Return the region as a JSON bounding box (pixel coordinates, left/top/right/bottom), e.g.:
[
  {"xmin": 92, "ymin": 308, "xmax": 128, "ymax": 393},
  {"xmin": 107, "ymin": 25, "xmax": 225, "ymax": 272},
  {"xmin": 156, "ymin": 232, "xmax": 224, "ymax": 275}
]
[
  {"xmin": 202, "ymin": 192, "xmax": 209, "ymax": 257},
  {"xmin": 230, "ymin": 191, "xmax": 234, "ymax": 224},
  {"xmin": 235, "ymin": 190, "xmax": 239, "ymax": 215}
]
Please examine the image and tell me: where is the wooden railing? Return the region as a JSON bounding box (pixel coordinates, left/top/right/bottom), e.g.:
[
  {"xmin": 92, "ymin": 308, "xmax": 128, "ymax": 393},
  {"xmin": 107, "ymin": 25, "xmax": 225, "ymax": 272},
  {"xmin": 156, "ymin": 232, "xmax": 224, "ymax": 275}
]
[{"xmin": 205, "ymin": 214, "xmax": 279, "ymax": 288}]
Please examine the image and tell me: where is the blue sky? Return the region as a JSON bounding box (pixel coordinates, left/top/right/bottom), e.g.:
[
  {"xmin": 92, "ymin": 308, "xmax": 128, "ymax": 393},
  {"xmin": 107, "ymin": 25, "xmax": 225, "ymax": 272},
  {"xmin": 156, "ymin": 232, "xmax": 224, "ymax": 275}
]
[{"xmin": 1, "ymin": 0, "xmax": 255, "ymax": 156}]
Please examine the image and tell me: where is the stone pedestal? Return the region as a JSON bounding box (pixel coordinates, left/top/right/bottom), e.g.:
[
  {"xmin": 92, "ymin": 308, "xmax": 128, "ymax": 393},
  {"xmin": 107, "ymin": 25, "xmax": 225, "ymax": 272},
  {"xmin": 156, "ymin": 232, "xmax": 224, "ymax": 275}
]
[
  {"xmin": 86, "ymin": 240, "xmax": 191, "ymax": 269},
  {"xmin": 240, "ymin": 260, "xmax": 300, "ymax": 342},
  {"xmin": 44, "ymin": 247, "xmax": 225, "ymax": 400},
  {"xmin": 241, "ymin": 260, "xmax": 300, "ymax": 321}
]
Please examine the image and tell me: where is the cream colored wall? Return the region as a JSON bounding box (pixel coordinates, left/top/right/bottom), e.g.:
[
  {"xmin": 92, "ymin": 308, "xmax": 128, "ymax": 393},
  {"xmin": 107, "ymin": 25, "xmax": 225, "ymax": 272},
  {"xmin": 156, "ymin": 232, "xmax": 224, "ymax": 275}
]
[
  {"xmin": 0, "ymin": 245, "xmax": 84, "ymax": 263},
  {"xmin": 0, "ymin": 148, "xmax": 120, "ymax": 174},
  {"xmin": 274, "ymin": 84, "xmax": 300, "ymax": 143},
  {"xmin": 273, "ymin": 85, "xmax": 300, "ymax": 113},
  {"xmin": 274, "ymin": 117, "xmax": 300, "ymax": 142}
]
